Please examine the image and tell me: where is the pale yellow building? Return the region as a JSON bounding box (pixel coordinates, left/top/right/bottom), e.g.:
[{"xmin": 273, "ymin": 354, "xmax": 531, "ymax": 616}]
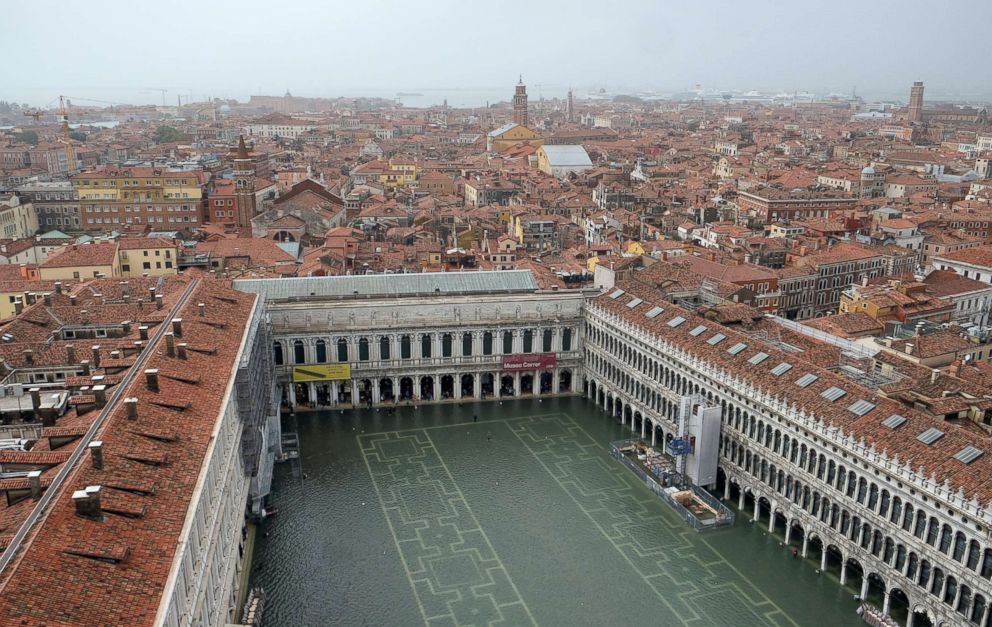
[
  {"xmin": 0, "ymin": 194, "xmax": 40, "ymax": 240},
  {"xmin": 118, "ymin": 237, "xmax": 180, "ymax": 276},
  {"xmin": 486, "ymin": 123, "xmax": 543, "ymax": 152},
  {"xmin": 0, "ymin": 280, "xmax": 59, "ymax": 320},
  {"xmin": 38, "ymin": 241, "xmax": 121, "ymax": 281}
]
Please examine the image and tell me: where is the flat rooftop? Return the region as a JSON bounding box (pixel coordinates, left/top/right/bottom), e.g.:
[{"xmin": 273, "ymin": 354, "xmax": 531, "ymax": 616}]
[{"xmin": 234, "ymin": 270, "xmax": 539, "ymax": 301}]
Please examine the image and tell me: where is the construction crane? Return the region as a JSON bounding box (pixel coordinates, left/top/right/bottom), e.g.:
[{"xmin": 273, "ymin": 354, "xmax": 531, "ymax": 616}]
[
  {"xmin": 57, "ymin": 95, "xmax": 75, "ymax": 174},
  {"xmin": 22, "ymin": 110, "xmax": 45, "ymax": 122},
  {"xmin": 144, "ymin": 88, "xmax": 168, "ymax": 107}
]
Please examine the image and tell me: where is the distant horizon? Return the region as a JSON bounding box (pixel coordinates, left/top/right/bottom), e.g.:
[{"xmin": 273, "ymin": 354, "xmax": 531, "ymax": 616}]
[{"xmin": 6, "ymin": 82, "xmax": 992, "ymax": 112}]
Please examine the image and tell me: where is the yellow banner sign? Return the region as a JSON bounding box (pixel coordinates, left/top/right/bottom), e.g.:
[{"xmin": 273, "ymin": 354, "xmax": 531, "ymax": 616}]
[{"xmin": 293, "ymin": 364, "xmax": 351, "ymax": 382}]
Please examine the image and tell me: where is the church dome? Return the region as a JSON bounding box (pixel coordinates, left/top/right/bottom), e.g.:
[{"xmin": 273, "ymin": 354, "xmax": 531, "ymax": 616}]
[{"xmin": 861, "ymin": 166, "xmax": 875, "ymax": 176}]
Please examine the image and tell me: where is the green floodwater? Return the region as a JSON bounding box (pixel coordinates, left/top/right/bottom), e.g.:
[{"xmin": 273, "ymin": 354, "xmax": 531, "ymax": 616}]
[{"xmin": 250, "ymin": 397, "xmax": 862, "ymax": 627}]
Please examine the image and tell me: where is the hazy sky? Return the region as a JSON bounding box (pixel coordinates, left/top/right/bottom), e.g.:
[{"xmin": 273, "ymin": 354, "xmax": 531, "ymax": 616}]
[{"xmin": 3, "ymin": 0, "xmax": 990, "ymax": 107}]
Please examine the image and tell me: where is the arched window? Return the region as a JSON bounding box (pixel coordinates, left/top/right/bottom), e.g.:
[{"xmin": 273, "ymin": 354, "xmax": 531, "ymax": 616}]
[
  {"xmin": 503, "ymin": 330, "xmax": 513, "ymax": 354},
  {"xmin": 358, "ymin": 338, "xmax": 370, "ymax": 361},
  {"xmin": 315, "ymin": 339, "xmax": 327, "ymax": 363},
  {"xmin": 483, "ymin": 332, "xmax": 493, "ymax": 355},
  {"xmin": 421, "ymin": 334, "xmax": 432, "ymax": 358},
  {"xmin": 523, "ymin": 329, "xmax": 534, "ymax": 353},
  {"xmin": 542, "ymin": 328, "xmax": 553, "ymax": 352},
  {"xmin": 463, "ymin": 332, "xmax": 473, "ymax": 356},
  {"xmin": 562, "ymin": 328, "xmax": 572, "ymax": 351},
  {"xmin": 379, "ymin": 336, "xmax": 390, "ymax": 360},
  {"xmin": 273, "ymin": 342, "xmax": 283, "ymax": 365},
  {"xmin": 442, "ymin": 333, "xmax": 452, "ymax": 357},
  {"xmin": 337, "ymin": 338, "xmax": 348, "ymax": 362},
  {"xmin": 291, "ymin": 340, "xmax": 305, "ymax": 364},
  {"xmin": 401, "ymin": 335, "xmax": 411, "ymax": 359}
]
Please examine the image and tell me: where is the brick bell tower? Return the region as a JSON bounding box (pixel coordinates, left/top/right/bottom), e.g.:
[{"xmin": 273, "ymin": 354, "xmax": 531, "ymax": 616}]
[
  {"xmin": 233, "ymin": 135, "xmax": 257, "ymax": 228},
  {"xmin": 513, "ymin": 75, "xmax": 529, "ymax": 127}
]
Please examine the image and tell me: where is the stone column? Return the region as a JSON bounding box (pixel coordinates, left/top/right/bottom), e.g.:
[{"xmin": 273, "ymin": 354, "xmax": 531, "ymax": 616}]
[
  {"xmin": 951, "ymin": 585, "xmax": 961, "ymax": 613},
  {"xmin": 513, "ymin": 330, "xmax": 523, "ymax": 354},
  {"xmin": 819, "ymin": 549, "xmax": 827, "ymax": 572},
  {"xmin": 840, "ymin": 558, "xmax": 848, "ymax": 585},
  {"xmin": 513, "ymin": 372, "xmax": 521, "ymax": 396},
  {"xmin": 738, "ymin": 490, "xmax": 746, "ymax": 511},
  {"xmin": 433, "ymin": 377, "xmax": 441, "ymax": 402},
  {"xmin": 652, "ymin": 421, "xmax": 658, "ymax": 447},
  {"xmin": 641, "ymin": 414, "xmax": 647, "ymax": 438},
  {"xmin": 882, "ymin": 588, "xmax": 891, "ymax": 617},
  {"xmin": 473, "ymin": 332, "xmax": 482, "ymax": 358},
  {"xmin": 768, "ymin": 512, "xmax": 776, "ymax": 534},
  {"xmin": 980, "ymin": 603, "xmax": 990, "ymax": 627},
  {"xmin": 288, "ymin": 381, "xmax": 297, "ymax": 406},
  {"xmin": 753, "ymin": 498, "xmax": 760, "ymax": 522},
  {"xmin": 801, "ymin": 535, "xmax": 809, "ymax": 558},
  {"xmin": 906, "ymin": 610, "xmax": 915, "ymax": 627},
  {"xmin": 784, "ymin": 521, "xmax": 792, "ymax": 545},
  {"xmin": 371, "ymin": 379, "xmax": 380, "ymax": 405},
  {"xmin": 309, "ymin": 382, "xmax": 317, "ymax": 407},
  {"xmin": 860, "ymin": 577, "xmax": 869, "ymax": 600},
  {"xmin": 454, "ymin": 376, "xmax": 462, "ymax": 400},
  {"xmin": 474, "ymin": 373, "xmax": 482, "ymax": 400},
  {"xmin": 857, "ymin": 525, "xmax": 866, "ymax": 547},
  {"xmin": 553, "ymin": 368, "xmax": 560, "ymax": 394},
  {"xmin": 351, "ymin": 379, "xmax": 360, "ymax": 405},
  {"xmin": 331, "ymin": 381, "xmax": 339, "ymax": 406}
]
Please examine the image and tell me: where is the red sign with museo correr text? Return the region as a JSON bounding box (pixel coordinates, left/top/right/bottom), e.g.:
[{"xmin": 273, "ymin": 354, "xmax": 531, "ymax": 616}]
[{"xmin": 501, "ymin": 353, "xmax": 557, "ymax": 371}]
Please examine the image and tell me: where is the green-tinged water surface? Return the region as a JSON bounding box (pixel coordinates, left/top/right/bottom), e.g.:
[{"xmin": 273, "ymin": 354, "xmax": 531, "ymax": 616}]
[{"xmin": 250, "ymin": 397, "xmax": 860, "ymax": 626}]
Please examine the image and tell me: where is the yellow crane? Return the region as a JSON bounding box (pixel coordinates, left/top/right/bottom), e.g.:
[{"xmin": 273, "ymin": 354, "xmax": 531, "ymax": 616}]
[{"xmin": 57, "ymin": 95, "xmax": 75, "ymax": 174}]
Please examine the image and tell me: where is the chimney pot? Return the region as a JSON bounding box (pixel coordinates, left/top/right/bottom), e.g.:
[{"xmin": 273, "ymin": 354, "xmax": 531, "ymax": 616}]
[
  {"xmin": 13, "ymin": 298, "xmax": 23, "ymax": 315},
  {"xmin": 65, "ymin": 344, "xmax": 76, "ymax": 364},
  {"xmin": 72, "ymin": 485, "xmax": 102, "ymax": 520},
  {"xmin": 43, "ymin": 292, "xmax": 51, "ymax": 306},
  {"xmin": 165, "ymin": 332, "xmax": 175, "ymax": 357},
  {"xmin": 88, "ymin": 441, "xmax": 103, "ymax": 470},
  {"xmin": 28, "ymin": 470, "xmax": 42, "ymax": 500},
  {"xmin": 145, "ymin": 369, "xmax": 159, "ymax": 392},
  {"xmin": 198, "ymin": 302, "xmax": 205, "ymax": 317},
  {"xmin": 22, "ymin": 349, "xmax": 33, "ymax": 364},
  {"xmin": 91, "ymin": 345, "xmax": 101, "ymax": 369},
  {"xmin": 79, "ymin": 359, "xmax": 91, "ymax": 375},
  {"xmin": 155, "ymin": 294, "xmax": 164, "ymax": 310},
  {"xmin": 93, "ymin": 384, "xmax": 107, "ymax": 406},
  {"xmin": 177, "ymin": 343, "xmax": 188, "ymax": 360},
  {"xmin": 171, "ymin": 318, "xmax": 183, "ymax": 337},
  {"xmin": 139, "ymin": 325, "xmax": 149, "ymax": 341},
  {"xmin": 81, "ymin": 309, "xmax": 89, "ymax": 323},
  {"xmin": 124, "ymin": 397, "xmax": 138, "ymax": 419},
  {"xmin": 29, "ymin": 386, "xmax": 41, "ymax": 411},
  {"xmin": 55, "ymin": 281, "xmax": 62, "ymax": 294}
]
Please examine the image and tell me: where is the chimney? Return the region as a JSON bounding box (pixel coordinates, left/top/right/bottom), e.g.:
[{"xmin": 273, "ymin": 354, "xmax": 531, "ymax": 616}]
[
  {"xmin": 55, "ymin": 281, "xmax": 62, "ymax": 294},
  {"xmin": 88, "ymin": 440, "xmax": 103, "ymax": 470},
  {"xmin": 148, "ymin": 287, "xmax": 156, "ymax": 302},
  {"xmin": 29, "ymin": 387, "xmax": 41, "ymax": 411},
  {"xmin": 28, "ymin": 470, "xmax": 42, "ymax": 500},
  {"xmin": 69, "ymin": 294, "xmax": 77, "ymax": 306},
  {"xmin": 155, "ymin": 293, "xmax": 164, "ymax": 310},
  {"xmin": 93, "ymin": 384, "xmax": 107, "ymax": 406},
  {"xmin": 22, "ymin": 349, "xmax": 33, "ymax": 364},
  {"xmin": 198, "ymin": 302, "xmax": 205, "ymax": 317},
  {"xmin": 145, "ymin": 369, "xmax": 159, "ymax": 392},
  {"xmin": 80, "ymin": 359, "xmax": 91, "ymax": 375},
  {"xmin": 177, "ymin": 343, "xmax": 188, "ymax": 360},
  {"xmin": 124, "ymin": 397, "xmax": 138, "ymax": 419},
  {"xmin": 165, "ymin": 332, "xmax": 175, "ymax": 357},
  {"xmin": 121, "ymin": 281, "xmax": 129, "ymax": 297},
  {"xmin": 930, "ymin": 370, "xmax": 939, "ymax": 384},
  {"xmin": 95, "ymin": 293, "xmax": 104, "ymax": 305},
  {"xmin": 72, "ymin": 485, "xmax": 103, "ymax": 520},
  {"xmin": 109, "ymin": 350, "xmax": 120, "ymax": 360},
  {"xmin": 13, "ymin": 298, "xmax": 22, "ymax": 315},
  {"xmin": 91, "ymin": 345, "xmax": 101, "ymax": 369},
  {"xmin": 171, "ymin": 318, "xmax": 183, "ymax": 337},
  {"xmin": 81, "ymin": 309, "xmax": 89, "ymax": 324},
  {"xmin": 65, "ymin": 344, "xmax": 76, "ymax": 364},
  {"xmin": 139, "ymin": 325, "xmax": 149, "ymax": 341},
  {"xmin": 43, "ymin": 292, "xmax": 51, "ymax": 306},
  {"xmin": 905, "ymin": 343, "xmax": 914, "ymax": 356}
]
